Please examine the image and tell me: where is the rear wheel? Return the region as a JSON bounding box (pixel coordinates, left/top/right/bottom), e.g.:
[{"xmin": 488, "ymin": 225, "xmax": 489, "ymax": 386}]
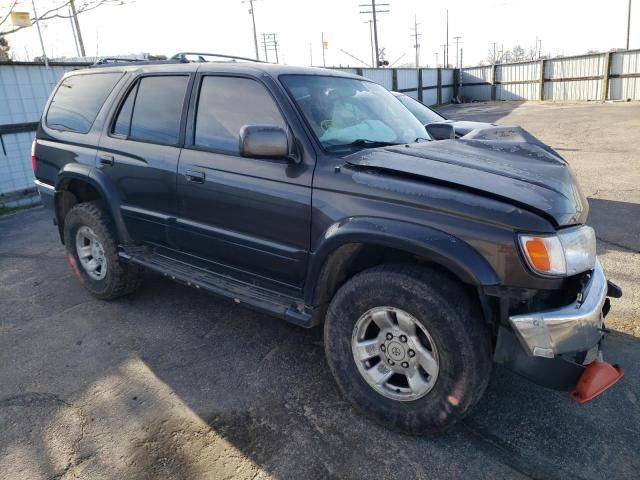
[
  {"xmin": 63, "ymin": 201, "xmax": 143, "ymax": 300},
  {"xmin": 324, "ymin": 264, "xmax": 492, "ymax": 434}
]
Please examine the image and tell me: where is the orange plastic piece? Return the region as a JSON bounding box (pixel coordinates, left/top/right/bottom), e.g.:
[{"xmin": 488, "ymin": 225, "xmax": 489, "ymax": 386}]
[{"xmin": 571, "ymin": 362, "xmax": 624, "ymax": 404}]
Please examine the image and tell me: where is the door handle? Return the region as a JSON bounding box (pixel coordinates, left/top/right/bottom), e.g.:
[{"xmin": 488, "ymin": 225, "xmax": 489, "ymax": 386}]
[
  {"xmin": 185, "ymin": 169, "xmax": 205, "ymax": 183},
  {"xmin": 99, "ymin": 154, "xmax": 114, "ymax": 166}
]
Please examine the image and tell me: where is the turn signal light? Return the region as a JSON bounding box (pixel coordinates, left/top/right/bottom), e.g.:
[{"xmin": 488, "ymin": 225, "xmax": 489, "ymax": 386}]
[
  {"xmin": 519, "ymin": 234, "xmax": 565, "ymax": 275},
  {"xmin": 524, "ymin": 238, "xmax": 550, "ymax": 272}
]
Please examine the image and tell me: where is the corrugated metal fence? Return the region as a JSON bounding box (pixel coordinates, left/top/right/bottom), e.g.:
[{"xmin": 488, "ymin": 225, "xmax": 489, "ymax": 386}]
[
  {"xmin": 334, "ymin": 67, "xmax": 457, "ymax": 105},
  {"xmin": 0, "ymin": 61, "xmax": 89, "ymax": 207},
  {"xmin": 1, "ymin": 51, "xmax": 638, "ymax": 207},
  {"xmin": 460, "ymin": 49, "xmax": 640, "ymax": 102}
]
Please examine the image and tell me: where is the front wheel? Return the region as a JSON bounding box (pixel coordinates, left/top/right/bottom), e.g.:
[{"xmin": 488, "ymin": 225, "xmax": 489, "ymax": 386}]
[{"xmin": 324, "ymin": 264, "xmax": 492, "ymax": 434}]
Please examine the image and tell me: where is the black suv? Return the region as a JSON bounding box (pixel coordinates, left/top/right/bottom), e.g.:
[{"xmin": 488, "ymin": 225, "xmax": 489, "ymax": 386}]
[{"xmin": 33, "ymin": 56, "xmax": 622, "ymax": 434}]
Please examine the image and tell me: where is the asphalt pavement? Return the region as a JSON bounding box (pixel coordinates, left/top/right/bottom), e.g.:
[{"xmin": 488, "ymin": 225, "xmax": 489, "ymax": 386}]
[{"xmin": 1, "ymin": 101, "xmax": 638, "ymax": 479}]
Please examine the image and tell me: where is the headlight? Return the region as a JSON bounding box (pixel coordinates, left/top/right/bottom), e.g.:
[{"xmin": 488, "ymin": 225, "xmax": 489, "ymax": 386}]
[{"xmin": 518, "ymin": 226, "xmax": 596, "ymax": 276}]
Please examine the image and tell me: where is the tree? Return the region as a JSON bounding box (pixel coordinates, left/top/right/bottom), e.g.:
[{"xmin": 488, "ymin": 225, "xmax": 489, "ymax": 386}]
[
  {"xmin": 0, "ymin": 36, "xmax": 10, "ymax": 60},
  {"xmin": 0, "ymin": 1, "xmax": 128, "ymax": 36},
  {"xmin": 510, "ymin": 45, "xmax": 527, "ymax": 62}
]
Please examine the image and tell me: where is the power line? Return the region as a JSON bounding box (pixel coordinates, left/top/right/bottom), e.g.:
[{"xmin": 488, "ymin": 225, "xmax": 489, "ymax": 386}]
[
  {"xmin": 359, "ymin": 1, "xmax": 390, "ymax": 66},
  {"xmin": 339, "ymin": 48, "xmax": 369, "ymax": 66}
]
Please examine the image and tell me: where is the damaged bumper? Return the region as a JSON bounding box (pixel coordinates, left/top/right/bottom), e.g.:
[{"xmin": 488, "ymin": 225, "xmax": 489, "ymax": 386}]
[
  {"xmin": 509, "ymin": 258, "xmax": 609, "ymax": 359},
  {"xmin": 495, "ymin": 257, "xmax": 623, "ymax": 396}
]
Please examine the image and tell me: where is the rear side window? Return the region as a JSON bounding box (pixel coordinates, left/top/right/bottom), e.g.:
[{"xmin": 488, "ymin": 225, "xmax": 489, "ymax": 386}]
[
  {"xmin": 112, "ymin": 75, "xmax": 189, "ymax": 144},
  {"xmin": 194, "ymin": 76, "xmax": 285, "ymax": 153},
  {"xmin": 46, "ymin": 72, "xmax": 122, "ymax": 133}
]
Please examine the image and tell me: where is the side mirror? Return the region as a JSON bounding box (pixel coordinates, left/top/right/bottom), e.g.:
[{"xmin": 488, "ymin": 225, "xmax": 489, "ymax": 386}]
[
  {"xmin": 239, "ymin": 125, "xmax": 290, "ymax": 160},
  {"xmin": 425, "ymin": 122, "xmax": 455, "ymax": 140}
]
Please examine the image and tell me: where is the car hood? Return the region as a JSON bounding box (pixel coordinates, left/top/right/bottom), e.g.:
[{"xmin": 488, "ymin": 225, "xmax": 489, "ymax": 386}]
[{"xmin": 344, "ymin": 137, "xmax": 588, "ymax": 227}]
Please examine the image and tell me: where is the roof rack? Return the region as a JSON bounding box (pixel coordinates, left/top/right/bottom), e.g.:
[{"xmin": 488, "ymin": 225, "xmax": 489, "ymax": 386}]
[
  {"xmin": 88, "ymin": 52, "xmax": 265, "ymax": 69},
  {"xmin": 170, "ymin": 52, "xmax": 264, "ymax": 63},
  {"xmin": 92, "ymin": 57, "xmax": 148, "ymax": 65}
]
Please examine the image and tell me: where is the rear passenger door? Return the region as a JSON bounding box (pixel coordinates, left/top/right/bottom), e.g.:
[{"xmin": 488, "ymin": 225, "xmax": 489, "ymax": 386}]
[
  {"xmin": 176, "ymin": 74, "xmax": 312, "ymax": 288},
  {"xmin": 98, "ymin": 74, "xmax": 191, "ymax": 246}
]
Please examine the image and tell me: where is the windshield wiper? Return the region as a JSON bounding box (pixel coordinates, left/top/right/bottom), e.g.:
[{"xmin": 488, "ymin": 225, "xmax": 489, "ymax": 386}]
[{"xmin": 325, "ymin": 139, "xmax": 401, "ymax": 151}]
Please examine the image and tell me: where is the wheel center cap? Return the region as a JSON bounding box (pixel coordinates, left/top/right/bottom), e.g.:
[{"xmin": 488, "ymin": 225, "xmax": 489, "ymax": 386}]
[{"xmin": 387, "ymin": 341, "xmax": 405, "ymax": 361}]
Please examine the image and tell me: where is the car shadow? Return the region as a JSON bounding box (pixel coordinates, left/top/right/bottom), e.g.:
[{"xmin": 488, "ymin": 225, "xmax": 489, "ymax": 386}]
[{"xmin": 588, "ymin": 197, "xmax": 640, "ymax": 254}]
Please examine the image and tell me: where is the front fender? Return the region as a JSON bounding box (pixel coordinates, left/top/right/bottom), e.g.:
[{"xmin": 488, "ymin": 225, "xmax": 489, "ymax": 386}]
[{"xmin": 306, "ymin": 216, "xmax": 500, "ymax": 304}]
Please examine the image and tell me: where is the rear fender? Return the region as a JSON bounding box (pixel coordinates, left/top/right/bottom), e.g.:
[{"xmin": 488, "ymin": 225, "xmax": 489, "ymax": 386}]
[{"xmin": 54, "ymin": 164, "xmax": 131, "ymax": 244}]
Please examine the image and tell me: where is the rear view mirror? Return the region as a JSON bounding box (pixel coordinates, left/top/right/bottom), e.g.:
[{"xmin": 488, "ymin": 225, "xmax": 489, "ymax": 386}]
[
  {"xmin": 425, "ymin": 123, "xmax": 455, "ymax": 140},
  {"xmin": 239, "ymin": 125, "xmax": 289, "ymax": 160}
]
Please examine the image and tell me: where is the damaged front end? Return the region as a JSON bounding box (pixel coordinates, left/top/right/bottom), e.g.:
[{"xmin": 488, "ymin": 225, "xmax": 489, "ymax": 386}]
[{"xmin": 493, "ymin": 259, "xmax": 624, "ymax": 401}]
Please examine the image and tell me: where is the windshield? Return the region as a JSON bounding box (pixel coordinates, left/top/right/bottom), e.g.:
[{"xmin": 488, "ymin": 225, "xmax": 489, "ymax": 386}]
[
  {"xmin": 280, "ymin": 75, "xmax": 430, "ymax": 151},
  {"xmin": 394, "ymin": 93, "xmax": 446, "ymax": 125}
]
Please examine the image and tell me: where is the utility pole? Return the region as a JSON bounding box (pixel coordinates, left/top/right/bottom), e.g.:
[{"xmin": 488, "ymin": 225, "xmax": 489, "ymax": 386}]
[
  {"xmin": 538, "ymin": 39, "xmax": 542, "ymax": 59},
  {"xmin": 68, "ymin": 6, "xmax": 80, "ymax": 57},
  {"xmin": 321, "ymin": 32, "xmax": 326, "ymax": 66},
  {"xmin": 445, "ymin": 9, "xmax": 449, "ymax": 67},
  {"xmin": 309, "ymin": 42, "xmax": 313, "ymax": 66},
  {"xmin": 261, "ymin": 33, "xmax": 279, "ymax": 63},
  {"xmin": 435, "ymin": 52, "xmax": 439, "ymax": 67},
  {"xmin": 31, "ymin": 0, "xmax": 48, "ymax": 67},
  {"xmin": 453, "ymin": 36, "xmax": 462, "ymax": 68},
  {"xmin": 360, "ymin": 1, "xmax": 390, "ymax": 66},
  {"xmin": 69, "ymin": 0, "xmax": 86, "ymax": 57},
  {"xmin": 441, "ymin": 44, "xmax": 447, "ymax": 68},
  {"xmin": 261, "ymin": 33, "xmax": 269, "ymax": 62},
  {"xmin": 626, "ymin": 0, "xmax": 633, "ymax": 50},
  {"xmin": 490, "ymin": 41, "xmax": 497, "ymax": 63},
  {"xmin": 410, "ymin": 14, "xmax": 421, "ymax": 67},
  {"xmin": 243, "ymin": 0, "xmax": 260, "ymax": 60},
  {"xmin": 364, "ymin": 20, "xmax": 374, "ymax": 67}
]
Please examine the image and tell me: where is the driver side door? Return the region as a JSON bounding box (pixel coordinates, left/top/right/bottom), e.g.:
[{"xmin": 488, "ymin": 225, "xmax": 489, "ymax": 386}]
[{"xmin": 175, "ymin": 74, "xmax": 313, "ymax": 289}]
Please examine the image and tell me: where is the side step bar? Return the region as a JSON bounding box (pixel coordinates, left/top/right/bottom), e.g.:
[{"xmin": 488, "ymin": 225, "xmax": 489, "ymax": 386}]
[{"xmin": 119, "ymin": 247, "xmax": 317, "ymax": 328}]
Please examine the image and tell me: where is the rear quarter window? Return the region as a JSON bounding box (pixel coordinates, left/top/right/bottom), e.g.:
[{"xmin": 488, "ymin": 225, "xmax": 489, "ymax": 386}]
[{"xmin": 46, "ymin": 72, "xmax": 122, "ymax": 134}]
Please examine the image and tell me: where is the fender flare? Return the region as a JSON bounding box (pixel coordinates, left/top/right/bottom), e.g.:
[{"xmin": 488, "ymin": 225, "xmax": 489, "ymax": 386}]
[
  {"xmin": 54, "ymin": 164, "xmax": 131, "ymax": 243},
  {"xmin": 305, "ymin": 216, "xmax": 500, "ymax": 305}
]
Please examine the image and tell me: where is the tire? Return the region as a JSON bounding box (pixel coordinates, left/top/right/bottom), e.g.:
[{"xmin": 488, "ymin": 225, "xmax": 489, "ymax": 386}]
[
  {"xmin": 324, "ymin": 264, "xmax": 492, "ymax": 435},
  {"xmin": 63, "ymin": 201, "xmax": 143, "ymax": 300}
]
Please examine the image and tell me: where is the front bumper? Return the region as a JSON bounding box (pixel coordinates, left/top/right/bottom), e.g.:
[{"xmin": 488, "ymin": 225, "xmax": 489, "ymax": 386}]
[{"xmin": 509, "ymin": 258, "xmax": 608, "ymax": 359}]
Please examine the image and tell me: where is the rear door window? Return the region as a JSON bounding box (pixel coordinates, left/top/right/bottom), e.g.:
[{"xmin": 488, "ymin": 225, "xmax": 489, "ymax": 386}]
[
  {"xmin": 194, "ymin": 76, "xmax": 285, "ymax": 154},
  {"xmin": 46, "ymin": 72, "xmax": 122, "ymax": 133},
  {"xmin": 112, "ymin": 75, "xmax": 189, "ymax": 145}
]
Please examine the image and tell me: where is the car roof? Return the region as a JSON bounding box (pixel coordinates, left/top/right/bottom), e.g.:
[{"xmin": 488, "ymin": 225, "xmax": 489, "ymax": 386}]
[{"xmin": 69, "ymin": 61, "xmax": 365, "ymax": 81}]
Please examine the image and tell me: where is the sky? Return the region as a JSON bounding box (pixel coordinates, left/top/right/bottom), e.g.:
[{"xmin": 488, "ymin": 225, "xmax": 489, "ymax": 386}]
[{"xmin": 3, "ymin": 0, "xmax": 639, "ymax": 67}]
